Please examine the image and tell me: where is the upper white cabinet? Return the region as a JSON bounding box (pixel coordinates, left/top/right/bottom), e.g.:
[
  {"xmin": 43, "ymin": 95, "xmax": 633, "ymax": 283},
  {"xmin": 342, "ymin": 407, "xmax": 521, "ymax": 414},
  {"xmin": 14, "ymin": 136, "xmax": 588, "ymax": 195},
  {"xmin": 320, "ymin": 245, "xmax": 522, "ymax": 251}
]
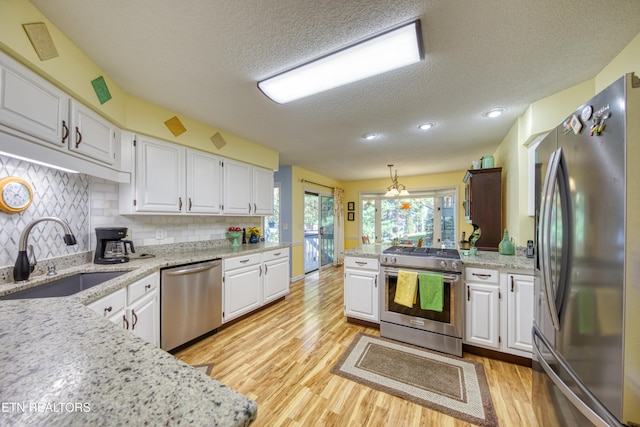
[
  {"xmin": 0, "ymin": 51, "xmax": 118, "ymax": 168},
  {"xmin": 223, "ymin": 158, "xmax": 274, "ymax": 215},
  {"xmin": 223, "ymin": 159, "xmax": 253, "ymax": 214},
  {"xmin": 120, "ymin": 134, "xmax": 224, "ymax": 215},
  {"xmin": 0, "ymin": 51, "xmax": 68, "ymax": 147},
  {"xmin": 187, "ymin": 149, "xmax": 223, "ymax": 214},
  {"xmin": 135, "ymin": 135, "xmax": 185, "ymax": 213},
  {"xmin": 253, "ymin": 166, "xmax": 275, "ymax": 215},
  {"xmin": 69, "ymin": 100, "xmax": 117, "ymax": 165}
]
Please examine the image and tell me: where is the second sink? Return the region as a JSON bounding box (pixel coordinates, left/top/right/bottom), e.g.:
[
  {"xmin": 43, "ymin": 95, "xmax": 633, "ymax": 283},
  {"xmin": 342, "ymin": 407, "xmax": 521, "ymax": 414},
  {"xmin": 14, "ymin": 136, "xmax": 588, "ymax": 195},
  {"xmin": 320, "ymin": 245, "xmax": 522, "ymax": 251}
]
[{"xmin": 0, "ymin": 271, "xmax": 128, "ymax": 300}]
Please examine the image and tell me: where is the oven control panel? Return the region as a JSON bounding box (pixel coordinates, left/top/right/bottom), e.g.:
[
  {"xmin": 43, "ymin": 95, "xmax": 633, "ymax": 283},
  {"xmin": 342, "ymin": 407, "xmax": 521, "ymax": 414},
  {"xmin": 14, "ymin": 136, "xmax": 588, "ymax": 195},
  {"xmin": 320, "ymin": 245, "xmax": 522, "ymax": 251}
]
[{"xmin": 380, "ymin": 255, "xmax": 462, "ymax": 273}]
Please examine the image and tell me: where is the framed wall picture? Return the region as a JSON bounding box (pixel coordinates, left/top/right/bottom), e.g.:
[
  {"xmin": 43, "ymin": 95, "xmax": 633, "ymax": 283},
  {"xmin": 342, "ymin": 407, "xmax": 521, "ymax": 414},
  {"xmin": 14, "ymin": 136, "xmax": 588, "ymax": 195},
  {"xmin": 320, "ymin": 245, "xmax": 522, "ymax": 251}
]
[
  {"xmin": 347, "ymin": 202, "xmax": 355, "ymax": 211},
  {"xmin": 347, "ymin": 212, "xmax": 355, "ymax": 221}
]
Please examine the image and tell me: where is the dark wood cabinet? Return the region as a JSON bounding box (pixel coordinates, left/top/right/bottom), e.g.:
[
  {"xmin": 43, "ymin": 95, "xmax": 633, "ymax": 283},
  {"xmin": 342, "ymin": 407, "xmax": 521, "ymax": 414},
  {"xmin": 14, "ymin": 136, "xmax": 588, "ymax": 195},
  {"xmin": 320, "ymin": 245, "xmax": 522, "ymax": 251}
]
[{"xmin": 463, "ymin": 167, "xmax": 502, "ymax": 251}]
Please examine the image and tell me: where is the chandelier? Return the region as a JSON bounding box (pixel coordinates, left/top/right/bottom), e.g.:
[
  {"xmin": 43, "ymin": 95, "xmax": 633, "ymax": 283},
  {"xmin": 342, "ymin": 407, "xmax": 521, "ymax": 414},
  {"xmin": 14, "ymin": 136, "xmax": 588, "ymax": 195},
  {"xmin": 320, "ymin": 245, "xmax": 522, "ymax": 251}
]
[{"xmin": 384, "ymin": 164, "xmax": 410, "ymax": 197}]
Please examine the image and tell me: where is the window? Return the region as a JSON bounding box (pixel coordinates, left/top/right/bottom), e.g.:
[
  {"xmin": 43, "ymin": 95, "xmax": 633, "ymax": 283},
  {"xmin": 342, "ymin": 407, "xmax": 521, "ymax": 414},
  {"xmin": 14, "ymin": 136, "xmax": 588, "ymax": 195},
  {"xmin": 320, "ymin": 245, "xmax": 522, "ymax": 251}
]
[
  {"xmin": 263, "ymin": 184, "xmax": 280, "ymax": 243},
  {"xmin": 361, "ymin": 188, "xmax": 457, "ymax": 249}
]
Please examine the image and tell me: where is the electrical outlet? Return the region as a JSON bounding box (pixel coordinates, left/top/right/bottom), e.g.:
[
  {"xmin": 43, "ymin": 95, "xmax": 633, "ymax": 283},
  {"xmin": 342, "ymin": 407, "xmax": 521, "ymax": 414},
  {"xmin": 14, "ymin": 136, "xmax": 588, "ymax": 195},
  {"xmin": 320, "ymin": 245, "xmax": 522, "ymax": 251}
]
[{"xmin": 155, "ymin": 228, "xmax": 166, "ymax": 240}]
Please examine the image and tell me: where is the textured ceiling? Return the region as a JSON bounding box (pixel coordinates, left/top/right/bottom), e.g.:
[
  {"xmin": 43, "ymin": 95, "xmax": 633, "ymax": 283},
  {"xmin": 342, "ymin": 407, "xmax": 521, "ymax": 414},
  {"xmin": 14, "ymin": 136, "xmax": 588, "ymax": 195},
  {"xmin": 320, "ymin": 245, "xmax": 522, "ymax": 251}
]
[{"xmin": 29, "ymin": 0, "xmax": 640, "ymax": 181}]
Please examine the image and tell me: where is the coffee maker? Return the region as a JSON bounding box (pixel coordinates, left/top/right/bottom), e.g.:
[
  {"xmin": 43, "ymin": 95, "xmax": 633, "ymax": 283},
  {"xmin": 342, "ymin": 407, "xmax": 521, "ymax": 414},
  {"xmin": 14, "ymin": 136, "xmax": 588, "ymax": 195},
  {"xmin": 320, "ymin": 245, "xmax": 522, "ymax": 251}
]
[{"xmin": 94, "ymin": 227, "xmax": 135, "ymax": 264}]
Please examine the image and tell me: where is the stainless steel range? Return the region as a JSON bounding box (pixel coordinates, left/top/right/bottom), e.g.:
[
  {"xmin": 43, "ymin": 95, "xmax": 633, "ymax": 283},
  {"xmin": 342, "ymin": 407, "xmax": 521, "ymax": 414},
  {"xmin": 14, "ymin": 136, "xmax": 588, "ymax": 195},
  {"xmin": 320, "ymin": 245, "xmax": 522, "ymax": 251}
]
[{"xmin": 379, "ymin": 246, "xmax": 463, "ymax": 356}]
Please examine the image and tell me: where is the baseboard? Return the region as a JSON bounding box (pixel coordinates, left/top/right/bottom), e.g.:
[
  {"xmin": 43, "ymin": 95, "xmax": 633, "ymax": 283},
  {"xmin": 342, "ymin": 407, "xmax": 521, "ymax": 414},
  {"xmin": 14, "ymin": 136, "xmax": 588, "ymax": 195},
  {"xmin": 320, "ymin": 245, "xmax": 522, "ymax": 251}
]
[
  {"xmin": 290, "ymin": 274, "xmax": 305, "ymax": 282},
  {"xmin": 463, "ymin": 344, "xmax": 532, "ymax": 367},
  {"xmin": 346, "ymin": 317, "xmax": 380, "ymax": 329}
]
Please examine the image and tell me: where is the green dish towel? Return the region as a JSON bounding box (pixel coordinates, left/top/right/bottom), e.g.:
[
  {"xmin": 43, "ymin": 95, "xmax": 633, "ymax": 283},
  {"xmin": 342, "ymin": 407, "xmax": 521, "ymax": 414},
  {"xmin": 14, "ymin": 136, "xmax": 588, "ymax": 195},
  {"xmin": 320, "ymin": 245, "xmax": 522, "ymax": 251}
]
[{"xmin": 418, "ymin": 273, "xmax": 444, "ymax": 312}]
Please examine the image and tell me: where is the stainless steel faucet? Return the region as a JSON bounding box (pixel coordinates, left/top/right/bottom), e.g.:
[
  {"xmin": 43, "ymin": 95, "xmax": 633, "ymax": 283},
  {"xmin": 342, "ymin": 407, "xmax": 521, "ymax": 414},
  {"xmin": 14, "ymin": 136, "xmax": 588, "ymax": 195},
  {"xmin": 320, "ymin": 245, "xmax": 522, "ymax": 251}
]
[{"xmin": 13, "ymin": 217, "xmax": 77, "ymax": 282}]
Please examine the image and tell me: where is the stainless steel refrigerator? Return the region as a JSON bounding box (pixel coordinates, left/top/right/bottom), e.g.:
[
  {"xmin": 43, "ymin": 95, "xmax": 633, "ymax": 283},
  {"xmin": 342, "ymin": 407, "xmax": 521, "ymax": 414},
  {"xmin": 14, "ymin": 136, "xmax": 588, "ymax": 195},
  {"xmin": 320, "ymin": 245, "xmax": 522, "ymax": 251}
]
[{"xmin": 533, "ymin": 73, "xmax": 640, "ymax": 426}]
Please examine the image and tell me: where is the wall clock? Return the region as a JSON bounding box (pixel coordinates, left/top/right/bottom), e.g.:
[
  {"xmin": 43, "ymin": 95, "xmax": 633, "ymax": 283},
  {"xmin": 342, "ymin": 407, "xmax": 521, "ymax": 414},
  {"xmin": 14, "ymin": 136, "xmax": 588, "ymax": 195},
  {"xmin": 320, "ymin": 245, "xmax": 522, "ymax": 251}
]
[{"xmin": 0, "ymin": 176, "xmax": 34, "ymax": 213}]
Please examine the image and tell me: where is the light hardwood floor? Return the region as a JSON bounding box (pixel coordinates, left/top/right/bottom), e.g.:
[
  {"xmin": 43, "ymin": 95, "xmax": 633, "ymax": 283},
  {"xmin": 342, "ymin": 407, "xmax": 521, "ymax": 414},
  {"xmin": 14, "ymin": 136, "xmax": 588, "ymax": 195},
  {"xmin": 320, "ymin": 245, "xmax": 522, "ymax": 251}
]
[{"xmin": 175, "ymin": 266, "xmax": 538, "ymax": 426}]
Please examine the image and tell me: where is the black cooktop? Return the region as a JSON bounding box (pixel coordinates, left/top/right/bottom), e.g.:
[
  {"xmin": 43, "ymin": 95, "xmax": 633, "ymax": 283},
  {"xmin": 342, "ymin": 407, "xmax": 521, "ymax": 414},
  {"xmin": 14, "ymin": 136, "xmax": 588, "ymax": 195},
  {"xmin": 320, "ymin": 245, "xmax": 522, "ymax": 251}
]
[{"xmin": 382, "ymin": 246, "xmax": 460, "ymax": 259}]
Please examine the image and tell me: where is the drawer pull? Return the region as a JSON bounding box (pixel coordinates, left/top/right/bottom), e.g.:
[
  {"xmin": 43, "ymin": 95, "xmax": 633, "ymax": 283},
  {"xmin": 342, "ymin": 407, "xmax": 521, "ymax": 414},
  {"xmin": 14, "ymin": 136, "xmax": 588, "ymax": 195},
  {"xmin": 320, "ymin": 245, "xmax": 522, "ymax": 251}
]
[
  {"xmin": 472, "ymin": 273, "xmax": 492, "ymax": 279},
  {"xmin": 239, "ymin": 259, "xmax": 250, "ymax": 263},
  {"xmin": 355, "ymin": 261, "xmax": 368, "ymax": 266},
  {"xmin": 104, "ymin": 306, "xmax": 112, "ymax": 315},
  {"xmin": 145, "ymin": 284, "xmax": 151, "ymax": 291}
]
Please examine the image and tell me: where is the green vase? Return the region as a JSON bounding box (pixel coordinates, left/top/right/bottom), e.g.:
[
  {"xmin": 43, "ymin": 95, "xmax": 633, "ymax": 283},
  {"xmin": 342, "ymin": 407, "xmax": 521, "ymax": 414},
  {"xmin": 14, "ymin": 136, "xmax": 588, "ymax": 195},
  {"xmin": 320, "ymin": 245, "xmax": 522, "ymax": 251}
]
[{"xmin": 498, "ymin": 229, "xmax": 515, "ymax": 255}]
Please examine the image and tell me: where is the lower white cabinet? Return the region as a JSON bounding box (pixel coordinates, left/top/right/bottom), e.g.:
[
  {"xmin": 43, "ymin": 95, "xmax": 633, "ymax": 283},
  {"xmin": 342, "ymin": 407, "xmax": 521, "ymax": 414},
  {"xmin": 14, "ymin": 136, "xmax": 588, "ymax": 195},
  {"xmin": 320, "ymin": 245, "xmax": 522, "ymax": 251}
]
[
  {"xmin": 463, "ymin": 266, "xmax": 534, "ymax": 357},
  {"xmin": 223, "ymin": 254, "xmax": 263, "ymax": 322},
  {"xmin": 506, "ymin": 273, "xmax": 534, "ymax": 353},
  {"xmin": 263, "ymin": 249, "xmax": 290, "ymax": 303},
  {"xmin": 87, "ymin": 272, "xmax": 160, "ymax": 347},
  {"xmin": 223, "ymin": 249, "xmax": 290, "ymax": 322},
  {"xmin": 343, "ymin": 256, "xmax": 379, "ymax": 323}
]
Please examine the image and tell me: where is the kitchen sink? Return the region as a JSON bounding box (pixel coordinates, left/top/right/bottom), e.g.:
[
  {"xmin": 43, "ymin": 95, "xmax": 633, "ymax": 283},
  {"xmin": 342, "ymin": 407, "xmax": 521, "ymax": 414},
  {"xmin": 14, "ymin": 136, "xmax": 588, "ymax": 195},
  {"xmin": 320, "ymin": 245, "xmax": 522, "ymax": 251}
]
[{"xmin": 0, "ymin": 271, "xmax": 128, "ymax": 300}]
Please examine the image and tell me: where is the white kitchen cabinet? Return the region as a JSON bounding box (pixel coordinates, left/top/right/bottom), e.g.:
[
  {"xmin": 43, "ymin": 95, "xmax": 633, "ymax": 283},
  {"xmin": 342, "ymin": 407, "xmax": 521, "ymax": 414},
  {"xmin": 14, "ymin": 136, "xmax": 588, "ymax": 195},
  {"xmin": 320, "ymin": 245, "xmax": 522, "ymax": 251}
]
[
  {"xmin": 69, "ymin": 100, "xmax": 117, "ymax": 165},
  {"xmin": 463, "ymin": 266, "xmax": 534, "ymax": 358},
  {"xmin": 506, "ymin": 273, "xmax": 534, "ymax": 353},
  {"xmin": 0, "ymin": 51, "xmax": 120, "ymax": 169},
  {"xmin": 344, "ymin": 256, "xmax": 379, "ymax": 323},
  {"xmin": 223, "ymin": 159, "xmax": 274, "ymax": 215},
  {"xmin": 465, "ymin": 279, "xmax": 500, "ymax": 349},
  {"xmin": 134, "ymin": 135, "xmax": 184, "ymax": 213},
  {"xmin": 252, "ymin": 166, "xmax": 275, "ymax": 215},
  {"xmin": 120, "ymin": 134, "xmax": 224, "ymax": 215},
  {"xmin": 223, "ymin": 254, "xmax": 263, "ymax": 322},
  {"xmin": 263, "ymin": 248, "xmax": 290, "ymax": 303},
  {"xmin": 87, "ymin": 272, "xmax": 160, "ymax": 347},
  {"xmin": 186, "ymin": 149, "xmax": 223, "ymax": 214},
  {"xmin": 0, "ymin": 50, "xmax": 69, "ymax": 148}
]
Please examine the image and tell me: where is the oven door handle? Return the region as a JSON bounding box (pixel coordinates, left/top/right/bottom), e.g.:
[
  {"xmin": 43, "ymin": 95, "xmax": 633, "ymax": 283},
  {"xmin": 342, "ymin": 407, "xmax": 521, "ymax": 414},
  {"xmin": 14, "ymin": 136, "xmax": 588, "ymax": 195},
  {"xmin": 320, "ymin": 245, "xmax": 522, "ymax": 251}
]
[{"xmin": 382, "ymin": 269, "xmax": 460, "ymax": 283}]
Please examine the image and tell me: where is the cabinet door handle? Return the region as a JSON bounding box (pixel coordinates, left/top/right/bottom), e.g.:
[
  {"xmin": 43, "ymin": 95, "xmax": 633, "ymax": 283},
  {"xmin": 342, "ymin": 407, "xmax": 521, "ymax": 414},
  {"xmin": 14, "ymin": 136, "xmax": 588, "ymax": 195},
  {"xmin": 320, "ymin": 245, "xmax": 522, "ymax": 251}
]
[
  {"xmin": 178, "ymin": 197, "xmax": 183, "ymax": 211},
  {"xmin": 254, "ymin": 203, "xmax": 257, "ymax": 213},
  {"xmin": 264, "ymin": 264, "xmax": 268, "ymax": 275},
  {"xmin": 510, "ymin": 276, "xmax": 514, "ymax": 292},
  {"xmin": 188, "ymin": 197, "xmax": 192, "ymax": 211},
  {"xmin": 123, "ymin": 314, "xmax": 129, "ymax": 330},
  {"xmin": 131, "ymin": 310, "xmax": 138, "ymax": 330},
  {"xmin": 259, "ymin": 265, "xmax": 263, "ymax": 277},
  {"xmin": 375, "ymin": 276, "xmax": 377, "ymax": 288},
  {"xmin": 248, "ymin": 203, "xmax": 252, "ymax": 214},
  {"xmin": 61, "ymin": 120, "xmax": 69, "ymax": 144},
  {"xmin": 467, "ymin": 286, "xmax": 470, "ymax": 301},
  {"xmin": 75, "ymin": 127, "xmax": 82, "ymax": 148}
]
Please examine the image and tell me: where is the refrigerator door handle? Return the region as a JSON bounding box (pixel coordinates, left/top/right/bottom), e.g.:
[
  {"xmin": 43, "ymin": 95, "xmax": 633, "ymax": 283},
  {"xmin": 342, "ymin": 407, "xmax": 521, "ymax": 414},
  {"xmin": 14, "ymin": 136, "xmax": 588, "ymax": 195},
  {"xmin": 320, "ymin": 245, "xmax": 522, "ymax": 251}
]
[
  {"xmin": 532, "ymin": 325, "xmax": 622, "ymax": 427},
  {"xmin": 539, "ymin": 148, "xmax": 561, "ymax": 330}
]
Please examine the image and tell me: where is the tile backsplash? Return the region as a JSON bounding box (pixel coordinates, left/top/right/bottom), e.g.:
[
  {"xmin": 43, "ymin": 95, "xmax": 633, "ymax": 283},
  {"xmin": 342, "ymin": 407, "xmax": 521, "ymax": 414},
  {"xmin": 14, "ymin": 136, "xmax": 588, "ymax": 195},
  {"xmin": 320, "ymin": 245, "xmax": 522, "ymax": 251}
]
[
  {"xmin": 0, "ymin": 155, "xmax": 89, "ymax": 268},
  {"xmin": 0, "ymin": 154, "xmax": 260, "ymax": 269}
]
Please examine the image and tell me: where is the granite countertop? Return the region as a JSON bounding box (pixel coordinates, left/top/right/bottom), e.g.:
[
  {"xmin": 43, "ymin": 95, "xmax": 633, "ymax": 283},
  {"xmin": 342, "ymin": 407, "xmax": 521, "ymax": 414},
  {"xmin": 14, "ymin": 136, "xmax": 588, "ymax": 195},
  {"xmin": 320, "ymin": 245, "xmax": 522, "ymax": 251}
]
[
  {"xmin": 458, "ymin": 249, "xmax": 534, "ymax": 272},
  {"xmin": 0, "ymin": 242, "xmax": 289, "ymax": 426},
  {"xmin": 344, "ymin": 244, "xmax": 534, "ymax": 272}
]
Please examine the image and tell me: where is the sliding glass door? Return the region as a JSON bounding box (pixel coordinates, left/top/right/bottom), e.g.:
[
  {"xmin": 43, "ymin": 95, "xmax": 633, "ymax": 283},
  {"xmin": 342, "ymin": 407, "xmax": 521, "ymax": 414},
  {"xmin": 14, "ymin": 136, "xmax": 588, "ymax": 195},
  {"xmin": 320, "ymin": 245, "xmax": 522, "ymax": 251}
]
[{"xmin": 304, "ymin": 191, "xmax": 334, "ymax": 273}]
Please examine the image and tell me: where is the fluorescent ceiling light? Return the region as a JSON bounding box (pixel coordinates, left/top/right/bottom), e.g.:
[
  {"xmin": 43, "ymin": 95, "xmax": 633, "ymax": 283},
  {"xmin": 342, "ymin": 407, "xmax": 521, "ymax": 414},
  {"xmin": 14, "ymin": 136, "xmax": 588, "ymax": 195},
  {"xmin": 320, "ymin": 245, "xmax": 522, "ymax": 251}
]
[
  {"xmin": 258, "ymin": 20, "xmax": 423, "ymax": 104},
  {"xmin": 363, "ymin": 132, "xmax": 377, "ymax": 140},
  {"xmin": 418, "ymin": 122, "xmax": 434, "ymax": 130}
]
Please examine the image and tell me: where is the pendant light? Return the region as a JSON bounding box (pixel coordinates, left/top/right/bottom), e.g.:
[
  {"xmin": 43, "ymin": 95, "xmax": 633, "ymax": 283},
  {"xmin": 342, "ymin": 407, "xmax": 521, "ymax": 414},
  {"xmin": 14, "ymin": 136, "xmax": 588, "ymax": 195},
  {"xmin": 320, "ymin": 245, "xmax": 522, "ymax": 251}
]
[{"xmin": 384, "ymin": 164, "xmax": 409, "ymax": 197}]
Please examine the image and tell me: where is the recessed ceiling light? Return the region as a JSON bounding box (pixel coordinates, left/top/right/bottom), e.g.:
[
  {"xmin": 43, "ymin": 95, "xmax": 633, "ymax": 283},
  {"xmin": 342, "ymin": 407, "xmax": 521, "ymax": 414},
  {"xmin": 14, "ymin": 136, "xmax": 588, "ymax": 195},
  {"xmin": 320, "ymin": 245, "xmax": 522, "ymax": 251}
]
[
  {"xmin": 483, "ymin": 108, "xmax": 505, "ymax": 118},
  {"xmin": 418, "ymin": 122, "xmax": 435, "ymax": 130},
  {"xmin": 363, "ymin": 133, "xmax": 377, "ymax": 140},
  {"xmin": 258, "ymin": 20, "xmax": 424, "ymax": 103}
]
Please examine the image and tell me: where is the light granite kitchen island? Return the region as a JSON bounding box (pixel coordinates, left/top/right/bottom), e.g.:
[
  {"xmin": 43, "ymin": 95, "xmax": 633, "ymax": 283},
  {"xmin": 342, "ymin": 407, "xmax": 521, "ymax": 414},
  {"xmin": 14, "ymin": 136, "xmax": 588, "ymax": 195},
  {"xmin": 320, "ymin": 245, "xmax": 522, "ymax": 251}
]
[
  {"xmin": 0, "ymin": 298, "xmax": 257, "ymax": 426},
  {"xmin": 0, "ymin": 241, "xmax": 294, "ymax": 426}
]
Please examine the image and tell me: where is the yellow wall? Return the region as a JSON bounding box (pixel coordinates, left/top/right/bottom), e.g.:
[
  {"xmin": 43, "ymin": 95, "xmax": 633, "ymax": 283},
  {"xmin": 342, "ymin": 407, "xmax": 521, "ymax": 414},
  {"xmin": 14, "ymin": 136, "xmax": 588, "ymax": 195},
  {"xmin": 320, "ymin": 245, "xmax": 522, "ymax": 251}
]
[
  {"xmin": 495, "ymin": 30, "xmax": 640, "ymax": 246},
  {"xmin": 0, "ymin": 0, "xmax": 278, "ymax": 170},
  {"xmin": 342, "ymin": 170, "xmax": 469, "ymax": 250}
]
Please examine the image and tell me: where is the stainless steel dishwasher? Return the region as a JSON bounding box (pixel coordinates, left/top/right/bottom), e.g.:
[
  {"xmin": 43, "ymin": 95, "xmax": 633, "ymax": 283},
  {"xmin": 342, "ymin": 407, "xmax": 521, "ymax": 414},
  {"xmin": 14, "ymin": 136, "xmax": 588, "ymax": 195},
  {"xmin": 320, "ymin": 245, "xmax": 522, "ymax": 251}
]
[{"xmin": 160, "ymin": 259, "xmax": 222, "ymax": 351}]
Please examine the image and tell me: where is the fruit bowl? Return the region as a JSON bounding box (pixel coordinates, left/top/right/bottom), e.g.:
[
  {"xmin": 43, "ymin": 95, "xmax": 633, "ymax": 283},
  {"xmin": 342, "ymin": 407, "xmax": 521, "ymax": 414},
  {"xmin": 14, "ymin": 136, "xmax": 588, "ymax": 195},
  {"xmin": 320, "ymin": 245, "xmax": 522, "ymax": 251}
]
[{"xmin": 226, "ymin": 231, "xmax": 243, "ymax": 247}]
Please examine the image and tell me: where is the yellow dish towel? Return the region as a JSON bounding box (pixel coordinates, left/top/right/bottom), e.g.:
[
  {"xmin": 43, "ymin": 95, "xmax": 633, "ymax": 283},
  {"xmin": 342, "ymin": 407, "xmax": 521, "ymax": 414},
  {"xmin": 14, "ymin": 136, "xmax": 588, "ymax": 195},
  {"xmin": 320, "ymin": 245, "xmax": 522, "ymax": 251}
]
[
  {"xmin": 419, "ymin": 273, "xmax": 444, "ymax": 312},
  {"xmin": 394, "ymin": 270, "xmax": 418, "ymax": 308}
]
